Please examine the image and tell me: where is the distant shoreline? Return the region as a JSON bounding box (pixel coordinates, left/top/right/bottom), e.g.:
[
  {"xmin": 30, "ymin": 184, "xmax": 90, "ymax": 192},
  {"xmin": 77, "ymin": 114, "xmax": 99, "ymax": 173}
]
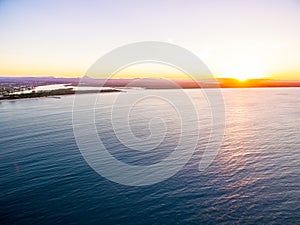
[
  {"xmin": 1, "ymin": 76, "xmax": 300, "ymax": 89},
  {"xmin": 0, "ymin": 96, "xmax": 50, "ymax": 103},
  {"xmin": 0, "ymin": 88, "xmax": 121, "ymax": 102}
]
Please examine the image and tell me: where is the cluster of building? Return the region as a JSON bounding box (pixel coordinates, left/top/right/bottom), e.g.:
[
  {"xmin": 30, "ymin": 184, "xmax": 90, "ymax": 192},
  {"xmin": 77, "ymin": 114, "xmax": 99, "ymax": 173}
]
[{"xmin": 0, "ymin": 84, "xmax": 35, "ymax": 98}]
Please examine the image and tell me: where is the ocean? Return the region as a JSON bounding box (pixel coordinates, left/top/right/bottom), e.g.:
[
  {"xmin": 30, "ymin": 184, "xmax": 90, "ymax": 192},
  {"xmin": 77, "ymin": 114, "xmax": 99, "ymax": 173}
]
[{"xmin": 1, "ymin": 88, "xmax": 299, "ymax": 224}]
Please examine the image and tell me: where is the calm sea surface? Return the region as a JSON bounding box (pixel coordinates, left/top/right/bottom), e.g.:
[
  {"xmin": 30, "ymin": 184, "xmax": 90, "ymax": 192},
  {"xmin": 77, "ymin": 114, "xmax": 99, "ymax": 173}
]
[{"xmin": 1, "ymin": 88, "xmax": 299, "ymax": 224}]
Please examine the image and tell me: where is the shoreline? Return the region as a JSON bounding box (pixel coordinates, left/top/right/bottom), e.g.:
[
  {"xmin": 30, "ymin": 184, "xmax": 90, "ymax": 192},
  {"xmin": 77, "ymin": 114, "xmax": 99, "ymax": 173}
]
[
  {"xmin": 2, "ymin": 86, "xmax": 300, "ymax": 103},
  {"xmin": 0, "ymin": 89, "xmax": 122, "ymax": 103},
  {"xmin": 0, "ymin": 96, "xmax": 51, "ymax": 103}
]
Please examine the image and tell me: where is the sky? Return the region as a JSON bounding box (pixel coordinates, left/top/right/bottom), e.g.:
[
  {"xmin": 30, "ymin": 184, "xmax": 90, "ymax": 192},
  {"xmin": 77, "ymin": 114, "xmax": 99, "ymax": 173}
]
[{"xmin": 0, "ymin": 0, "xmax": 300, "ymax": 80}]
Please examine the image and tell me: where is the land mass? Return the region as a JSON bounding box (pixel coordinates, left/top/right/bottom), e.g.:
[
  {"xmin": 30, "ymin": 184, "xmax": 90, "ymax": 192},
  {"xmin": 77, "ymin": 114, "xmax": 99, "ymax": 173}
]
[
  {"xmin": 0, "ymin": 76, "xmax": 300, "ymax": 95},
  {"xmin": 0, "ymin": 87, "xmax": 121, "ymax": 101}
]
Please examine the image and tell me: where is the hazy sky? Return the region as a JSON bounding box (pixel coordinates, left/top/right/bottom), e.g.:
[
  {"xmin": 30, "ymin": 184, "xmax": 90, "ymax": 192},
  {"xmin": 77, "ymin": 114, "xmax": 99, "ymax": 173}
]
[{"xmin": 0, "ymin": 0, "xmax": 300, "ymax": 79}]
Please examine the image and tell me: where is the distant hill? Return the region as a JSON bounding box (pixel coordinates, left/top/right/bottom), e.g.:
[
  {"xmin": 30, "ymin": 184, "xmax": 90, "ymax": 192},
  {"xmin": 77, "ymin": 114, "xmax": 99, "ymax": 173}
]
[{"xmin": 0, "ymin": 76, "xmax": 80, "ymax": 85}]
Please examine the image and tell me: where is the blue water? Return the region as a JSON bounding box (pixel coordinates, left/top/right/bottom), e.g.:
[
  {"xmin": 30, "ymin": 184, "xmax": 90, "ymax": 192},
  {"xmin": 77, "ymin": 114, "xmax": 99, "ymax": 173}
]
[{"xmin": 1, "ymin": 89, "xmax": 299, "ymax": 224}]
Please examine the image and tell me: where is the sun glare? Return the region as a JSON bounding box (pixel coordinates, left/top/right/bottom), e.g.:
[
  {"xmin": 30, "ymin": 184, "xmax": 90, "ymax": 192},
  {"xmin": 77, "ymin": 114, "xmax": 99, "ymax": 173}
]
[
  {"xmin": 223, "ymin": 73, "xmax": 266, "ymax": 82},
  {"xmin": 236, "ymin": 76, "xmax": 249, "ymax": 82},
  {"xmin": 220, "ymin": 63, "xmax": 267, "ymax": 81}
]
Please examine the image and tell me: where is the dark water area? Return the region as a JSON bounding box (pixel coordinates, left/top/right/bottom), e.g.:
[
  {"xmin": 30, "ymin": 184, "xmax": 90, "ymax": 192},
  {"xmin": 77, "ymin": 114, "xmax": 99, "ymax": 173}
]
[{"xmin": 1, "ymin": 88, "xmax": 299, "ymax": 224}]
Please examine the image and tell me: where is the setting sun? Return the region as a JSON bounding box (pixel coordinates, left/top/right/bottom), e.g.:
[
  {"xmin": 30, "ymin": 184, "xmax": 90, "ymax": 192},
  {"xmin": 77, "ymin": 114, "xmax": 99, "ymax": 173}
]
[
  {"xmin": 231, "ymin": 72, "xmax": 266, "ymax": 81},
  {"xmin": 220, "ymin": 61, "xmax": 267, "ymax": 81},
  {"xmin": 221, "ymin": 71, "xmax": 267, "ymax": 81}
]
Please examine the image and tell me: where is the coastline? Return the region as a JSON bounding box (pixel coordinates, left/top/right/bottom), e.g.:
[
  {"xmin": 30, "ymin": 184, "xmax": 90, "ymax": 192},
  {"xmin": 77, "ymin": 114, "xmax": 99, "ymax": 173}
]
[
  {"xmin": 0, "ymin": 96, "xmax": 51, "ymax": 103},
  {"xmin": 0, "ymin": 89, "xmax": 122, "ymax": 103}
]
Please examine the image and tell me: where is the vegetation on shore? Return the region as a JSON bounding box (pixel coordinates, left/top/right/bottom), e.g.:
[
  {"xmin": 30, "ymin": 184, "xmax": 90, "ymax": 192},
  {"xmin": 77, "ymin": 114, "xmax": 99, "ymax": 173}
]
[{"xmin": 0, "ymin": 88, "xmax": 121, "ymax": 100}]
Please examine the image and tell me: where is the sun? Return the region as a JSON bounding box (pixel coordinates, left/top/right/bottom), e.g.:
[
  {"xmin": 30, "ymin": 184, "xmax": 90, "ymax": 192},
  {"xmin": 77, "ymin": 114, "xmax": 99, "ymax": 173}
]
[
  {"xmin": 220, "ymin": 64, "xmax": 267, "ymax": 81},
  {"xmin": 236, "ymin": 76, "xmax": 249, "ymax": 82}
]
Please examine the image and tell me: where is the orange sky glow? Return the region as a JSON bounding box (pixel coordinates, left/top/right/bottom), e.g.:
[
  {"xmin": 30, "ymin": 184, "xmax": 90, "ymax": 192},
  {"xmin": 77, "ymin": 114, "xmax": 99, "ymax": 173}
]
[{"xmin": 0, "ymin": 0, "xmax": 299, "ymax": 81}]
